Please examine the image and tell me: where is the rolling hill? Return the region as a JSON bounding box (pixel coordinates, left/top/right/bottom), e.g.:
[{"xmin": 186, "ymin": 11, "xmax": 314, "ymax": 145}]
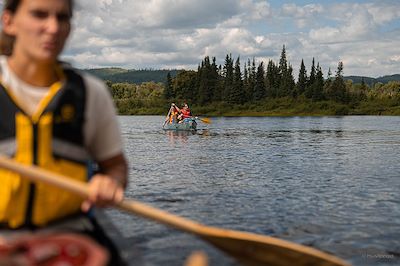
[
  {"xmin": 345, "ymin": 74, "xmax": 400, "ymax": 86},
  {"xmin": 83, "ymin": 67, "xmax": 400, "ymax": 86},
  {"xmin": 83, "ymin": 68, "xmax": 180, "ymax": 84}
]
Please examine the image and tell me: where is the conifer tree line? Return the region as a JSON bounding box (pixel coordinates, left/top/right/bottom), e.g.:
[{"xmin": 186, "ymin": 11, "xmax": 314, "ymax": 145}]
[
  {"xmin": 163, "ymin": 45, "xmax": 355, "ymax": 104},
  {"xmin": 107, "ymin": 44, "xmax": 399, "ymax": 115}
]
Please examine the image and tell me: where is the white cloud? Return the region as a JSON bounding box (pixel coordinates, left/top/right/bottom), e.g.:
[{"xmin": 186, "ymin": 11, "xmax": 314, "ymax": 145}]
[
  {"xmin": 309, "ymin": 27, "xmax": 340, "ymax": 43},
  {"xmin": 361, "ymin": 2, "xmax": 400, "ymax": 25},
  {"xmin": 66, "ymin": 0, "xmax": 272, "ymax": 67},
  {"xmin": 282, "ymin": 3, "xmax": 323, "ymax": 18},
  {"xmin": 390, "ymin": 55, "xmax": 400, "ymax": 63},
  {"xmin": 309, "ymin": 3, "xmax": 377, "ymax": 43},
  {"xmin": 57, "ymin": 1, "xmax": 400, "ymax": 77},
  {"xmin": 281, "ymin": 3, "xmax": 323, "ymax": 28}
]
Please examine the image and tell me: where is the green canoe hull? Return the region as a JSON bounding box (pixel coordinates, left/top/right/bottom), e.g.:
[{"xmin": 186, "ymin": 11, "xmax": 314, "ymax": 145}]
[{"xmin": 163, "ymin": 119, "xmax": 197, "ymax": 131}]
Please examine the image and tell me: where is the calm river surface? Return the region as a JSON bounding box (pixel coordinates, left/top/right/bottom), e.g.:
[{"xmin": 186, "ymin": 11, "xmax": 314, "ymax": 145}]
[{"xmin": 106, "ymin": 116, "xmax": 400, "ymax": 266}]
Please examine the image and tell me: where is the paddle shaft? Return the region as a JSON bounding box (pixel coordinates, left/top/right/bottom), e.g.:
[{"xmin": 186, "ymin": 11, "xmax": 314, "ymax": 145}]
[
  {"xmin": 195, "ymin": 117, "xmax": 211, "ymax": 124},
  {"xmin": 0, "ymin": 156, "xmax": 350, "ymax": 266},
  {"xmin": 163, "ymin": 106, "xmax": 172, "ymax": 127},
  {"xmin": 0, "ymin": 155, "xmax": 201, "ymax": 232}
]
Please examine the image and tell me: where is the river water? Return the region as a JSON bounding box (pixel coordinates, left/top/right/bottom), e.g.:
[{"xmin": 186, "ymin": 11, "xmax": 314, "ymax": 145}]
[{"xmin": 106, "ymin": 115, "xmax": 400, "ymax": 266}]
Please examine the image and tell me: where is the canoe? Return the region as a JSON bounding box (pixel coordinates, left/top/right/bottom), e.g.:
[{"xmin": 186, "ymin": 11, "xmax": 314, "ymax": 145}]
[
  {"xmin": 0, "ymin": 210, "xmax": 139, "ymax": 266},
  {"xmin": 94, "ymin": 210, "xmax": 141, "ymax": 265},
  {"xmin": 163, "ymin": 118, "xmax": 197, "ymax": 131},
  {"xmin": 0, "ymin": 233, "xmax": 108, "ymax": 265}
]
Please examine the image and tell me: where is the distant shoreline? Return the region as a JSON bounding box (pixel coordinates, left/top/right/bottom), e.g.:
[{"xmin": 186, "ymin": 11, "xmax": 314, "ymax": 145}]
[{"xmin": 115, "ymin": 98, "xmax": 400, "ymax": 116}]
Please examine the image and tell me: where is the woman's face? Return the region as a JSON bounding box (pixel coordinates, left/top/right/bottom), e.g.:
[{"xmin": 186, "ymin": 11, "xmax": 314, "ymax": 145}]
[{"xmin": 3, "ymin": 0, "xmax": 71, "ymax": 63}]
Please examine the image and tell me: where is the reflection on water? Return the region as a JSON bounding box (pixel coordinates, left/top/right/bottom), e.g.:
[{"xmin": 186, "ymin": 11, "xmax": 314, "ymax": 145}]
[
  {"xmin": 164, "ymin": 129, "xmax": 212, "ymax": 144},
  {"xmin": 110, "ymin": 116, "xmax": 400, "ymax": 266},
  {"xmin": 164, "ymin": 129, "xmax": 195, "ymax": 143}
]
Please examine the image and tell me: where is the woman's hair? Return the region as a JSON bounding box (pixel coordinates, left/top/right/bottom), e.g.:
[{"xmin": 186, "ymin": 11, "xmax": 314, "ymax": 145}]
[{"xmin": 0, "ymin": 0, "xmax": 74, "ymax": 55}]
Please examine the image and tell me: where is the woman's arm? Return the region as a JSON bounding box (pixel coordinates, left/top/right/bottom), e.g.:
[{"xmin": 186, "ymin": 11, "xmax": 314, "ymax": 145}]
[
  {"xmin": 98, "ymin": 153, "xmax": 128, "ymax": 188},
  {"xmin": 81, "ymin": 74, "xmax": 129, "ymax": 211},
  {"xmin": 172, "ymin": 103, "xmax": 181, "ymax": 113},
  {"xmin": 81, "ymin": 153, "xmax": 128, "ymax": 211}
]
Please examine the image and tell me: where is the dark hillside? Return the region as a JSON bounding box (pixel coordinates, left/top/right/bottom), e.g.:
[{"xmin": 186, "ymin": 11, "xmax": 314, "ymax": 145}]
[
  {"xmin": 345, "ymin": 74, "xmax": 400, "ymax": 86},
  {"xmin": 377, "ymin": 74, "xmax": 400, "ymax": 84},
  {"xmin": 84, "ymin": 68, "xmax": 180, "ymax": 84}
]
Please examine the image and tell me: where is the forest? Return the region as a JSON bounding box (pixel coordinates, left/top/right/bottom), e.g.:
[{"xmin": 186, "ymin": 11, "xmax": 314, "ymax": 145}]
[{"xmin": 106, "ymin": 45, "xmax": 400, "ymax": 116}]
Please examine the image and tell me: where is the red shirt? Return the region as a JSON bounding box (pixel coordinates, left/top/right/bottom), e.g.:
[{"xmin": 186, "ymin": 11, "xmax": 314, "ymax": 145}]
[{"xmin": 181, "ymin": 108, "xmax": 192, "ymax": 118}]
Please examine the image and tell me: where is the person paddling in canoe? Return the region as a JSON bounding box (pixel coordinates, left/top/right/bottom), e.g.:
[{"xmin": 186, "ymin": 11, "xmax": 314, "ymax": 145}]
[
  {"xmin": 173, "ymin": 103, "xmax": 193, "ymax": 123},
  {"xmin": 167, "ymin": 103, "xmax": 180, "ymax": 124},
  {"xmin": 0, "ymin": 0, "xmax": 128, "ymax": 265}
]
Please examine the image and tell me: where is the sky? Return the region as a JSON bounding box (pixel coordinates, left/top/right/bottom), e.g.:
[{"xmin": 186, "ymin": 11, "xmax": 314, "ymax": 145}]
[{"xmin": 3, "ymin": 0, "xmax": 400, "ymax": 77}]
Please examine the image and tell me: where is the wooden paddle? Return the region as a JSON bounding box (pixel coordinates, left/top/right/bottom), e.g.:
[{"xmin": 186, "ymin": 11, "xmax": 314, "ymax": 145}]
[
  {"xmin": 0, "ymin": 156, "xmax": 350, "ymax": 266},
  {"xmin": 195, "ymin": 117, "xmax": 211, "ymax": 124},
  {"xmin": 163, "ymin": 106, "xmax": 172, "ymax": 127}
]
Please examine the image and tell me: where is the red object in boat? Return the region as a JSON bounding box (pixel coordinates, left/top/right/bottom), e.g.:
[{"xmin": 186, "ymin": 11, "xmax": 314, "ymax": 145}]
[{"xmin": 0, "ymin": 233, "xmax": 109, "ymax": 265}]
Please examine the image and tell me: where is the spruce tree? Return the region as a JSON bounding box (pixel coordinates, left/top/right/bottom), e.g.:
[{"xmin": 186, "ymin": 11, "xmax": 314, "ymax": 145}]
[
  {"xmin": 312, "ymin": 64, "xmax": 324, "ymax": 101},
  {"xmin": 278, "ymin": 45, "xmax": 288, "ymax": 74},
  {"xmin": 276, "ymin": 45, "xmax": 295, "ymax": 97},
  {"xmin": 163, "ymin": 72, "xmax": 174, "ymax": 99},
  {"xmin": 297, "ymin": 59, "xmax": 307, "ymax": 96},
  {"xmin": 310, "ymin": 58, "xmax": 316, "ymax": 82},
  {"xmin": 286, "ymin": 65, "xmax": 296, "ymax": 97},
  {"xmin": 359, "ymin": 77, "xmax": 368, "ymax": 100},
  {"xmin": 305, "ymin": 58, "xmax": 316, "ymax": 98},
  {"xmin": 223, "ymin": 54, "xmax": 234, "ymax": 102},
  {"xmin": 253, "ymin": 62, "xmax": 266, "ymax": 100},
  {"xmin": 195, "ymin": 64, "xmax": 202, "ymax": 103},
  {"xmin": 229, "ymin": 57, "xmax": 245, "ymax": 104},
  {"xmin": 324, "ymin": 68, "xmax": 333, "ymax": 97},
  {"xmin": 243, "ymin": 61, "xmax": 249, "ymax": 102},
  {"xmin": 329, "ymin": 61, "xmax": 347, "ymax": 103},
  {"xmin": 198, "ymin": 56, "xmax": 213, "ymax": 104},
  {"xmin": 214, "ymin": 64, "xmax": 224, "ymax": 101},
  {"xmin": 247, "ymin": 58, "xmax": 256, "ymax": 101},
  {"xmin": 173, "ymin": 70, "xmax": 197, "ymax": 101},
  {"xmin": 265, "ymin": 60, "xmax": 278, "ymax": 98},
  {"xmin": 210, "ymin": 57, "xmax": 220, "ymax": 102},
  {"xmin": 277, "ymin": 45, "xmax": 287, "ymax": 97}
]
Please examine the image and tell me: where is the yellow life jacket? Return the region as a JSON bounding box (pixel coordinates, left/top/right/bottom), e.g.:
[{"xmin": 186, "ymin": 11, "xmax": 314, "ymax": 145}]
[
  {"xmin": 0, "ymin": 68, "xmax": 91, "ymax": 228},
  {"xmin": 169, "ymin": 110, "xmax": 178, "ymax": 124}
]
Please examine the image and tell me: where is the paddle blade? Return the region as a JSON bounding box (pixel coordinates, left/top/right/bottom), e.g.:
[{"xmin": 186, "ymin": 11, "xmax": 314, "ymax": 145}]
[
  {"xmin": 201, "ymin": 230, "xmax": 350, "ymax": 266},
  {"xmin": 200, "ymin": 118, "xmax": 211, "ymax": 124},
  {"xmin": 118, "ymin": 197, "xmax": 349, "ymax": 266}
]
